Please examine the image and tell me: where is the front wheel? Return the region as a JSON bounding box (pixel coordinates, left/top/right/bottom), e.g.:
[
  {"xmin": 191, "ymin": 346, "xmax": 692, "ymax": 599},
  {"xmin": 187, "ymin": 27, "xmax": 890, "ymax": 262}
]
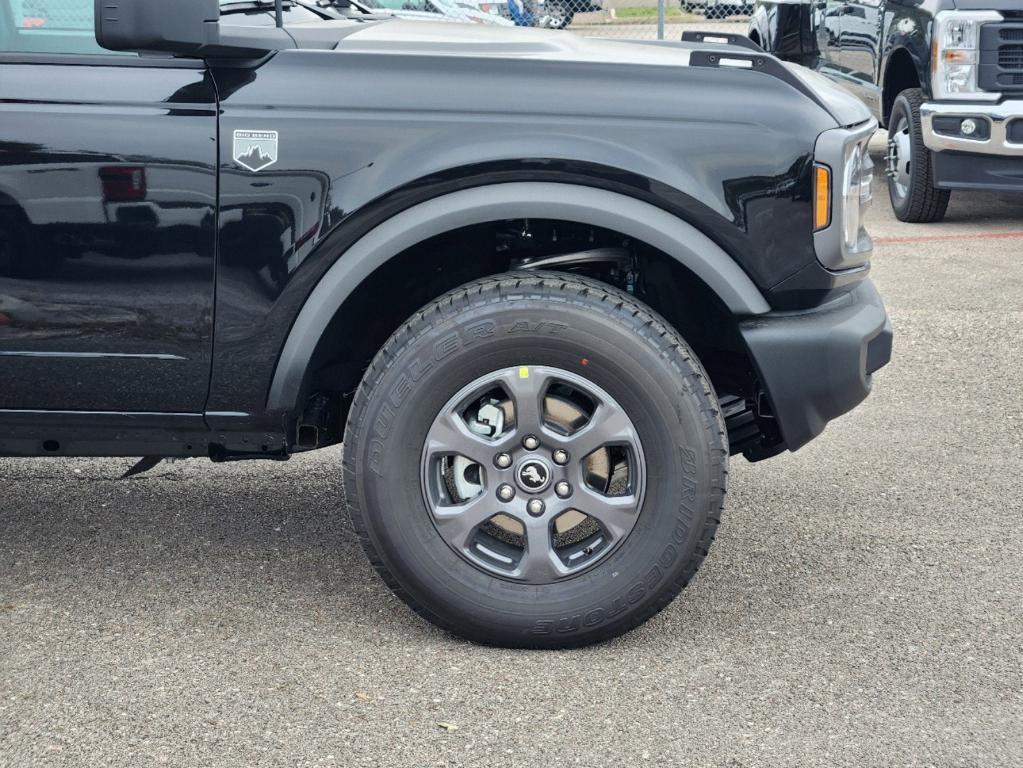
[
  {"xmin": 343, "ymin": 272, "xmax": 728, "ymax": 648},
  {"xmin": 886, "ymin": 88, "xmax": 951, "ymax": 223}
]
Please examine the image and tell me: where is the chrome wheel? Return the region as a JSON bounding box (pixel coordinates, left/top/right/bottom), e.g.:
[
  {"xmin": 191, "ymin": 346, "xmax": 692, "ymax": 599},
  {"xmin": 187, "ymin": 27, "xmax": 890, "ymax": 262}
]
[
  {"xmin": 421, "ymin": 365, "xmax": 645, "ymax": 584},
  {"xmin": 886, "ymin": 116, "xmax": 912, "ymax": 201}
]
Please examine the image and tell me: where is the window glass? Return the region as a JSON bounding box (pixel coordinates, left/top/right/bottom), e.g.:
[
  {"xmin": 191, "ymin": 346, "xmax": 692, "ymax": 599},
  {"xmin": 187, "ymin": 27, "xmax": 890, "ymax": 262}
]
[{"xmin": 1, "ymin": 0, "xmax": 129, "ymax": 55}]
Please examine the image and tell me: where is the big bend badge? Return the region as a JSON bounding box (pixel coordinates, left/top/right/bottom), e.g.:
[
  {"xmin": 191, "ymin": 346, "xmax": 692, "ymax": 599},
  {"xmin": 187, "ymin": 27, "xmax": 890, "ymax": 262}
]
[{"xmin": 233, "ymin": 129, "xmax": 278, "ymax": 172}]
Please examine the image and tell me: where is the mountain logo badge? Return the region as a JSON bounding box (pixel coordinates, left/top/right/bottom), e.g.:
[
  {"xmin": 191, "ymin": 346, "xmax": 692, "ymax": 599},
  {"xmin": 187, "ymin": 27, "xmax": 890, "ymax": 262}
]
[{"xmin": 233, "ymin": 130, "xmax": 278, "ymax": 172}]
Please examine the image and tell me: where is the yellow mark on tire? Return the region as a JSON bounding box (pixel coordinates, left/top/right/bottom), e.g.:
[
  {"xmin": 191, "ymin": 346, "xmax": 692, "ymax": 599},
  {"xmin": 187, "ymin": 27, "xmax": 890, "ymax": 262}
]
[{"xmin": 519, "ymin": 366, "xmax": 529, "ymax": 379}]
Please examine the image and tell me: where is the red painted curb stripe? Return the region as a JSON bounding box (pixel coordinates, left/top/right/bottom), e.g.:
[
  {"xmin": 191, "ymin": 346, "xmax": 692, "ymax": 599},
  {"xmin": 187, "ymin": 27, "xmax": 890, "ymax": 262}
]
[{"xmin": 875, "ymin": 230, "xmax": 1023, "ymax": 245}]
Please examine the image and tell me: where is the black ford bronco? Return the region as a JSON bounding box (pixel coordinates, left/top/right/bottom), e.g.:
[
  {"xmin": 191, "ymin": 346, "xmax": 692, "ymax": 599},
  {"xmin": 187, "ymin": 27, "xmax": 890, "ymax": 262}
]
[
  {"xmin": 749, "ymin": 0, "xmax": 1023, "ymax": 223},
  {"xmin": 0, "ymin": 0, "xmax": 891, "ymax": 647}
]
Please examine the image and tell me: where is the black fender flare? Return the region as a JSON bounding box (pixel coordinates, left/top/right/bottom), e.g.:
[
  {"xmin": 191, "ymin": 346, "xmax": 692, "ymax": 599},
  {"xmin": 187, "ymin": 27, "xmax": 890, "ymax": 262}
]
[{"xmin": 266, "ymin": 182, "xmax": 771, "ymax": 413}]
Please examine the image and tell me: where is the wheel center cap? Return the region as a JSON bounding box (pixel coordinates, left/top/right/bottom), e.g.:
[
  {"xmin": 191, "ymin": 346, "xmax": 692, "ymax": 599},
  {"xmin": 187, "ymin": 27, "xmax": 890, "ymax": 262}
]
[{"xmin": 516, "ymin": 459, "xmax": 551, "ymax": 493}]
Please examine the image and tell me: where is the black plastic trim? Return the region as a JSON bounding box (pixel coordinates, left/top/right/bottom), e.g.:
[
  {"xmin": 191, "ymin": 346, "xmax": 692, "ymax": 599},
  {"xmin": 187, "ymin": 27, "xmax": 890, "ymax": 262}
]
[
  {"xmin": 979, "ymin": 22, "xmax": 1023, "ymax": 93},
  {"xmin": 739, "ymin": 279, "xmax": 892, "ymax": 452},
  {"xmin": 681, "ymin": 30, "xmax": 764, "ymax": 52},
  {"xmin": 266, "ymin": 182, "xmax": 773, "ymax": 416},
  {"xmin": 1008, "ymin": 119, "xmax": 1023, "ymax": 143},
  {"xmin": 932, "ymin": 150, "xmax": 1023, "ymax": 191},
  {"xmin": 687, "ymin": 48, "xmax": 828, "ymax": 115},
  {"xmin": 933, "ymin": 115, "xmax": 992, "ymax": 141}
]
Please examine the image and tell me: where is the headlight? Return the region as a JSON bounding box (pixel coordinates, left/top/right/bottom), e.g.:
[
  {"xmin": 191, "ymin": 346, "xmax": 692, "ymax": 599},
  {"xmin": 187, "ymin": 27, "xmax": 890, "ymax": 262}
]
[
  {"xmin": 841, "ymin": 143, "xmax": 873, "ymax": 256},
  {"xmin": 813, "ymin": 120, "xmax": 876, "ymax": 271},
  {"xmin": 931, "ymin": 11, "xmax": 1003, "ymax": 100}
]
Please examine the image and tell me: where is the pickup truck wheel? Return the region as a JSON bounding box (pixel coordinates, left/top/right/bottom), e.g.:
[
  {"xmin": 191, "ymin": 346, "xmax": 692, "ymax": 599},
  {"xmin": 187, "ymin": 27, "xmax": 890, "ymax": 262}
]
[
  {"xmin": 343, "ymin": 271, "xmax": 728, "ymax": 648},
  {"xmin": 886, "ymin": 88, "xmax": 951, "ymax": 223},
  {"xmin": 0, "ymin": 210, "xmax": 63, "ymax": 279},
  {"xmin": 543, "ymin": 2, "xmax": 573, "ymax": 28}
]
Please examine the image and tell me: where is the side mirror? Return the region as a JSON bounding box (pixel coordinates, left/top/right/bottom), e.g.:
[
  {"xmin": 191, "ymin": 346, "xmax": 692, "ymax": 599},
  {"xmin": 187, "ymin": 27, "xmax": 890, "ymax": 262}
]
[
  {"xmin": 95, "ymin": 0, "xmax": 220, "ymax": 54},
  {"xmin": 95, "ymin": 0, "xmax": 293, "ymax": 58}
]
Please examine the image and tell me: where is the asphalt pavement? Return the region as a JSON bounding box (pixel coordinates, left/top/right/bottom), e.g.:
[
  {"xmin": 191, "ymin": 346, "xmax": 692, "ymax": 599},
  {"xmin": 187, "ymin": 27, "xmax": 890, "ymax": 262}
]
[{"xmin": 1, "ymin": 146, "xmax": 1021, "ymax": 767}]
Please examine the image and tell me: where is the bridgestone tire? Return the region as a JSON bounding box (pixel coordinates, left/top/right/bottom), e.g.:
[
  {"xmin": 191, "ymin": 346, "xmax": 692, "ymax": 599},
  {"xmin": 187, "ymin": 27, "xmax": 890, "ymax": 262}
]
[
  {"xmin": 343, "ymin": 272, "xmax": 728, "ymax": 648},
  {"xmin": 888, "ymin": 88, "xmax": 951, "ymax": 223}
]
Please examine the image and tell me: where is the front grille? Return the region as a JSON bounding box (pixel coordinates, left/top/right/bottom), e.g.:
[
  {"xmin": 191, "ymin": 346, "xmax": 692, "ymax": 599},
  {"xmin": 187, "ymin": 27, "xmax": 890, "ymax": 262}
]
[
  {"xmin": 1000, "ymin": 45, "xmax": 1023, "ymax": 70},
  {"xmin": 980, "ymin": 23, "xmax": 1023, "ymax": 92}
]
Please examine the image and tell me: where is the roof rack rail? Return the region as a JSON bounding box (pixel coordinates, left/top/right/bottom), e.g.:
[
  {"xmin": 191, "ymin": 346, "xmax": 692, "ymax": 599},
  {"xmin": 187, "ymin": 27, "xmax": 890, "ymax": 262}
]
[
  {"xmin": 680, "ymin": 30, "xmax": 764, "ymax": 53},
  {"xmin": 687, "ymin": 47, "xmax": 828, "ymax": 113}
]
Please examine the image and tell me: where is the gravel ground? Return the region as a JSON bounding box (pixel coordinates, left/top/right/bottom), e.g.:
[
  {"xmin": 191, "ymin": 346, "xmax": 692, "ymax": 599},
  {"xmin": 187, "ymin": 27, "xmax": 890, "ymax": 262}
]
[{"xmin": 2, "ymin": 150, "xmax": 1022, "ymax": 768}]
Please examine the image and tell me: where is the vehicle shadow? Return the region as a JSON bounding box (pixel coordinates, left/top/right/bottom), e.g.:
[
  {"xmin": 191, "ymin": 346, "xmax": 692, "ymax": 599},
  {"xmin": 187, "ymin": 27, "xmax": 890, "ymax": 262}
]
[
  {"xmin": 0, "ymin": 449, "xmax": 792, "ymax": 650},
  {"xmin": 0, "ymin": 450, "xmax": 454, "ymax": 645}
]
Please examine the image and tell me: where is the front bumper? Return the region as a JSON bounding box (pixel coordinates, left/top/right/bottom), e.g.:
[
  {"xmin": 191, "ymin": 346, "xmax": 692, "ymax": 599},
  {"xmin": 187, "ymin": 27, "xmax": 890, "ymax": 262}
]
[
  {"xmin": 740, "ymin": 279, "xmax": 892, "ymax": 452},
  {"xmin": 921, "ymin": 100, "xmax": 1023, "ymax": 158}
]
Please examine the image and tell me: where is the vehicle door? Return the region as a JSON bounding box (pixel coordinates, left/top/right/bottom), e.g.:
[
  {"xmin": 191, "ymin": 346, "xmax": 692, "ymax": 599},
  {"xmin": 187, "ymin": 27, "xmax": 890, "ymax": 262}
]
[
  {"xmin": 815, "ymin": 0, "xmax": 845, "ymax": 76},
  {"xmin": 0, "ymin": 0, "xmax": 217, "ymax": 413},
  {"xmin": 837, "ymin": 0, "xmax": 883, "ymax": 114}
]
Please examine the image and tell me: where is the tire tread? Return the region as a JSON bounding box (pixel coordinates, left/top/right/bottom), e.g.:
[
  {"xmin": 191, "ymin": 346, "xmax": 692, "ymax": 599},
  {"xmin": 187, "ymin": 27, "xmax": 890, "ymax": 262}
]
[{"xmin": 890, "ymin": 88, "xmax": 951, "ymax": 224}]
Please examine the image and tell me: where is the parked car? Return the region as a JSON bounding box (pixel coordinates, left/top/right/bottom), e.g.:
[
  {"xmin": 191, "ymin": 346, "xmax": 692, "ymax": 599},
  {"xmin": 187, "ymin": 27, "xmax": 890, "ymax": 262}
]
[
  {"xmin": 698, "ymin": 0, "xmax": 754, "ymax": 18},
  {"xmin": 352, "ymin": 0, "xmax": 513, "ymax": 25},
  {"xmin": 682, "ymin": 0, "xmax": 754, "ymax": 17},
  {"xmin": 500, "ymin": 0, "xmax": 599, "ymax": 30},
  {"xmin": 748, "ymin": 0, "xmax": 1023, "ymax": 223},
  {"xmin": 1, "ymin": 0, "xmax": 891, "ymax": 648}
]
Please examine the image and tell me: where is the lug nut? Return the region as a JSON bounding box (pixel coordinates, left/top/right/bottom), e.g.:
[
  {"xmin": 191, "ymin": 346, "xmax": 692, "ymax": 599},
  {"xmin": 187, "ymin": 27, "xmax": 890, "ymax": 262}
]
[
  {"xmin": 522, "ymin": 434, "xmax": 540, "ymax": 451},
  {"xmin": 552, "ymin": 449, "xmax": 569, "ymax": 465},
  {"xmin": 494, "ymin": 453, "xmax": 512, "ymax": 469},
  {"xmin": 497, "ymin": 484, "xmax": 515, "ymax": 502},
  {"xmin": 554, "ymin": 481, "xmax": 572, "ymax": 499},
  {"xmin": 526, "ymin": 498, "xmax": 545, "ymax": 517}
]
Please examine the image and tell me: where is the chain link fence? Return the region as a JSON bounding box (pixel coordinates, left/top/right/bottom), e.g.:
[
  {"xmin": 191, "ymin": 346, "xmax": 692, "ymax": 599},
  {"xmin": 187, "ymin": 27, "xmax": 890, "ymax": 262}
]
[
  {"xmin": 8, "ymin": 0, "xmax": 752, "ymax": 41},
  {"xmin": 416, "ymin": 0, "xmax": 753, "ymax": 39}
]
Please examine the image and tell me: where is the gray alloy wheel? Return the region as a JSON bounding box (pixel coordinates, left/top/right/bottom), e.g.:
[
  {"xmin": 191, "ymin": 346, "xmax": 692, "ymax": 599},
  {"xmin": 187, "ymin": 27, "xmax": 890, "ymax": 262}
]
[
  {"xmin": 421, "ymin": 365, "xmax": 645, "ymax": 584},
  {"xmin": 343, "ymin": 271, "xmax": 728, "ymax": 648}
]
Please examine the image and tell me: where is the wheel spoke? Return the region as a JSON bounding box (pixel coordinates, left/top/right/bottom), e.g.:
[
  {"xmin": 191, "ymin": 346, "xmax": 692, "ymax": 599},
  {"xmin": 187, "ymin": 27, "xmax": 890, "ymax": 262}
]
[
  {"xmin": 422, "ymin": 365, "xmax": 647, "ymax": 585},
  {"xmin": 497, "ymin": 368, "xmax": 548, "ymax": 435},
  {"xmin": 561, "ymin": 402, "xmax": 637, "ymax": 460},
  {"xmin": 576, "ymin": 485, "xmax": 641, "ymax": 542},
  {"xmin": 516, "ymin": 517, "xmax": 569, "ymax": 582},
  {"xmin": 432, "ymin": 493, "xmax": 494, "ymax": 548}
]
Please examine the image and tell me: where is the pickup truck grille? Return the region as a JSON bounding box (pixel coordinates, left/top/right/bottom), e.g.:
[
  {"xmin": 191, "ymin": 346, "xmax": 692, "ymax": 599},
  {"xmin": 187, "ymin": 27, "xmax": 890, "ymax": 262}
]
[
  {"xmin": 980, "ymin": 23, "xmax": 1023, "ymax": 91},
  {"xmin": 1000, "ymin": 46, "xmax": 1023, "ymax": 69}
]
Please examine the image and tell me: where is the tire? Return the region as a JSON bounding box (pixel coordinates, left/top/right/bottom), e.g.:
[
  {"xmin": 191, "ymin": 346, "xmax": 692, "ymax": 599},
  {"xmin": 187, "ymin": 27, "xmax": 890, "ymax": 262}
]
[
  {"xmin": 886, "ymin": 88, "xmax": 951, "ymax": 223},
  {"xmin": 0, "ymin": 209, "xmax": 63, "ymax": 279},
  {"xmin": 343, "ymin": 271, "xmax": 728, "ymax": 648}
]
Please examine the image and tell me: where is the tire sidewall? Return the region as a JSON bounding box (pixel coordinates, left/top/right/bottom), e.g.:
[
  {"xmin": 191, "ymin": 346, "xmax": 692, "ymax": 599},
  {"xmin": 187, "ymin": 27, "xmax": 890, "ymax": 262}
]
[{"xmin": 349, "ymin": 291, "xmax": 724, "ymax": 645}]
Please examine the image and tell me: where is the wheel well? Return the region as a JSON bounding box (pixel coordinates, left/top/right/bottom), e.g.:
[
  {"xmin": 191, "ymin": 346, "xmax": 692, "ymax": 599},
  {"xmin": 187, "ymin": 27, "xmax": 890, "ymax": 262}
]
[
  {"xmin": 297, "ymin": 219, "xmax": 768, "ymax": 453},
  {"xmin": 882, "ymin": 48, "xmax": 920, "ymax": 127}
]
